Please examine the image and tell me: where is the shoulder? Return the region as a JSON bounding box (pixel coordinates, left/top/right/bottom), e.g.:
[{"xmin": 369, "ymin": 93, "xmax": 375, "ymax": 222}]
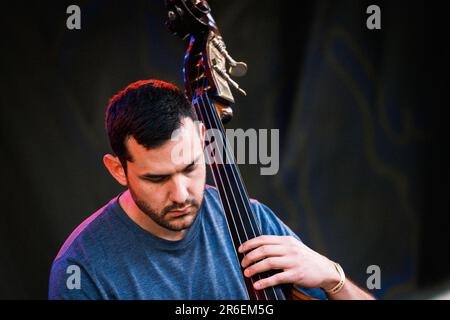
[
  {"xmin": 204, "ymin": 185, "xmax": 298, "ymax": 238},
  {"xmin": 52, "ymin": 196, "xmax": 121, "ymax": 269},
  {"xmin": 204, "ymin": 184, "xmax": 221, "ymax": 204},
  {"xmin": 49, "ymin": 196, "xmax": 122, "ymax": 299},
  {"xmin": 249, "ymin": 198, "xmax": 299, "ymax": 238}
]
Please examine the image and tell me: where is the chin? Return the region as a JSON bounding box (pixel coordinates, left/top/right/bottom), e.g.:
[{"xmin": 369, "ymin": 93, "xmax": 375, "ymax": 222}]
[{"xmin": 167, "ymin": 213, "xmax": 196, "ymax": 231}]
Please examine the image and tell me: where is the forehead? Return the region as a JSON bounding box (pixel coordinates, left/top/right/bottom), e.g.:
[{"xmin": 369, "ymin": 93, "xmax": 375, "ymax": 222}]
[{"xmin": 125, "ymin": 118, "xmax": 202, "ymax": 174}]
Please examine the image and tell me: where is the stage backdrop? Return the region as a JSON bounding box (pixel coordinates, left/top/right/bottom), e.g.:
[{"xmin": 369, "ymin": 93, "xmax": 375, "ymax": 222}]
[{"xmin": 0, "ymin": 0, "xmax": 448, "ymax": 299}]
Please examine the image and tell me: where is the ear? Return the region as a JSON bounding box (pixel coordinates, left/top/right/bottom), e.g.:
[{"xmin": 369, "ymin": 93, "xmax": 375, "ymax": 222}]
[{"xmin": 103, "ymin": 154, "xmax": 128, "ymax": 186}]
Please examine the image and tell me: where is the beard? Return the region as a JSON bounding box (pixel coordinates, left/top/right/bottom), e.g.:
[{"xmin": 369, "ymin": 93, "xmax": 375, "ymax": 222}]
[{"xmin": 128, "ymin": 187, "xmax": 205, "ymax": 232}]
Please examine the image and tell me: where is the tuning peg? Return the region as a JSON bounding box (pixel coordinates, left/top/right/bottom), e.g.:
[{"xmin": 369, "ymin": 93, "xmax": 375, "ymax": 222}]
[
  {"xmin": 228, "ymin": 61, "xmax": 248, "ymax": 78},
  {"xmin": 212, "ymin": 37, "xmax": 248, "ymax": 77},
  {"xmin": 213, "ymin": 65, "xmax": 247, "ymax": 96}
]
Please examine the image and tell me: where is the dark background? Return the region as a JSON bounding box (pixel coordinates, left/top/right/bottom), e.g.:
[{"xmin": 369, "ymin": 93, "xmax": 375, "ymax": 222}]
[{"xmin": 0, "ymin": 0, "xmax": 449, "ymax": 299}]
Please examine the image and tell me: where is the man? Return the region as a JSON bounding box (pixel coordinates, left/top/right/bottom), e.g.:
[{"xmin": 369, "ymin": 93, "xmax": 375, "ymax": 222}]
[{"xmin": 48, "ymin": 80, "xmax": 374, "ymax": 300}]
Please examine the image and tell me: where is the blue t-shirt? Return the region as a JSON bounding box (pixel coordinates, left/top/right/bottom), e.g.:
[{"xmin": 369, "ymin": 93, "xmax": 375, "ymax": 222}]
[{"xmin": 49, "ymin": 185, "xmax": 326, "ymax": 300}]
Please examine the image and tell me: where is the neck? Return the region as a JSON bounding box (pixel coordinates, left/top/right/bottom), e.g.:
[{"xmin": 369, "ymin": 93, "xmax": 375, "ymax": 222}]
[{"xmin": 118, "ymin": 189, "xmax": 188, "ymax": 241}]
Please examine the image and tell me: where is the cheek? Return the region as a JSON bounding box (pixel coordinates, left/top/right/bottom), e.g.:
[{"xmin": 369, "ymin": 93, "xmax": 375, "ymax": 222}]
[
  {"xmin": 136, "ymin": 182, "xmax": 168, "ymax": 210},
  {"xmin": 129, "ymin": 176, "xmax": 160, "ymax": 200},
  {"xmin": 190, "ymin": 167, "xmax": 206, "ymax": 192}
]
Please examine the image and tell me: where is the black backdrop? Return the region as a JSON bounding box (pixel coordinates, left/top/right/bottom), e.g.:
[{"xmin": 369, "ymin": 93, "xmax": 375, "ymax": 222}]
[{"xmin": 0, "ymin": 0, "xmax": 449, "ymax": 299}]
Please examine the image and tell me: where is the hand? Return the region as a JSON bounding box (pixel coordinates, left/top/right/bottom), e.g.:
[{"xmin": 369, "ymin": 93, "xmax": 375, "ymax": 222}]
[{"xmin": 238, "ymin": 235, "xmax": 340, "ymax": 291}]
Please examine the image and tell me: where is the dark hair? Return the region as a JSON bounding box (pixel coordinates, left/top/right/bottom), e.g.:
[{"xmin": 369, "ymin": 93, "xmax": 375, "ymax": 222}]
[{"xmin": 105, "ymin": 79, "xmax": 197, "ymax": 170}]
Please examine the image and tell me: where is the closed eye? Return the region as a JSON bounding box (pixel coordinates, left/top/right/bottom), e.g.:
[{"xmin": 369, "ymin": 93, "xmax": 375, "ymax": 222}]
[
  {"xmin": 183, "ymin": 163, "xmax": 196, "ymax": 173},
  {"xmin": 143, "ymin": 175, "xmax": 170, "ymax": 183},
  {"xmin": 139, "ymin": 156, "xmax": 201, "ymax": 183}
]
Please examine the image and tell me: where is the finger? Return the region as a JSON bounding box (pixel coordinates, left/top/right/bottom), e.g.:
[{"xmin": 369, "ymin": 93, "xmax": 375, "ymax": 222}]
[
  {"xmin": 241, "ymin": 245, "xmax": 285, "ymax": 268},
  {"xmin": 244, "ymin": 257, "xmax": 289, "ymax": 278},
  {"xmin": 253, "ymin": 271, "xmax": 294, "ymax": 290},
  {"xmin": 238, "ymin": 235, "xmax": 287, "ymax": 253}
]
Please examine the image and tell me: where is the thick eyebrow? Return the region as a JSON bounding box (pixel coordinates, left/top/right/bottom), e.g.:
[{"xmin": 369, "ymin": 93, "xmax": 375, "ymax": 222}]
[{"xmin": 139, "ymin": 155, "xmax": 202, "ymax": 180}]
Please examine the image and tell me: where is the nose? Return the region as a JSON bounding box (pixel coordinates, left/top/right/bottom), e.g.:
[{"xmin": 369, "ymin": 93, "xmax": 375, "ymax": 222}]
[{"xmin": 168, "ymin": 175, "xmax": 189, "ymax": 205}]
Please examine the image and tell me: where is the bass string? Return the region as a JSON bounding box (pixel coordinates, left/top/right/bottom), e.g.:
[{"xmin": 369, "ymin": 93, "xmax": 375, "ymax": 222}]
[{"xmin": 190, "ymin": 72, "xmax": 281, "ymax": 300}]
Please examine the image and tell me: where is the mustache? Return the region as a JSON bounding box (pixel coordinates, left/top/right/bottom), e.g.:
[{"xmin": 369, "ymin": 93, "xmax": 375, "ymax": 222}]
[{"xmin": 162, "ymin": 199, "xmax": 198, "ymax": 214}]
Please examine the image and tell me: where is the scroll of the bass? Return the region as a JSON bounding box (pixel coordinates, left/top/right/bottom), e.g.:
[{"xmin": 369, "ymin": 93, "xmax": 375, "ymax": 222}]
[{"xmin": 164, "ymin": 0, "xmax": 318, "ymax": 301}]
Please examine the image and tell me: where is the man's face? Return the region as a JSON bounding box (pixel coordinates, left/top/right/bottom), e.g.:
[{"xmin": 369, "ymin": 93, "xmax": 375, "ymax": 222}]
[{"xmin": 124, "ymin": 117, "xmax": 206, "ymax": 232}]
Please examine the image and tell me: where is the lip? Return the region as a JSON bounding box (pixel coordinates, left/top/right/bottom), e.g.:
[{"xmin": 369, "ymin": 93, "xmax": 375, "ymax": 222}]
[{"xmin": 167, "ymin": 206, "xmax": 192, "ymax": 217}]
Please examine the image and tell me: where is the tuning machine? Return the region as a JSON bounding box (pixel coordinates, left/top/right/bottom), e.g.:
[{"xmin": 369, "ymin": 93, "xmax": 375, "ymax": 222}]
[
  {"xmin": 212, "ymin": 36, "xmax": 248, "ymax": 77},
  {"xmin": 210, "ymin": 36, "xmax": 248, "ymax": 96}
]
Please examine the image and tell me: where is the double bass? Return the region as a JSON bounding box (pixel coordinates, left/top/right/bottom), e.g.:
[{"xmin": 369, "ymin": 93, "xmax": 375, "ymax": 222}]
[{"xmin": 164, "ymin": 0, "xmax": 317, "ymax": 300}]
